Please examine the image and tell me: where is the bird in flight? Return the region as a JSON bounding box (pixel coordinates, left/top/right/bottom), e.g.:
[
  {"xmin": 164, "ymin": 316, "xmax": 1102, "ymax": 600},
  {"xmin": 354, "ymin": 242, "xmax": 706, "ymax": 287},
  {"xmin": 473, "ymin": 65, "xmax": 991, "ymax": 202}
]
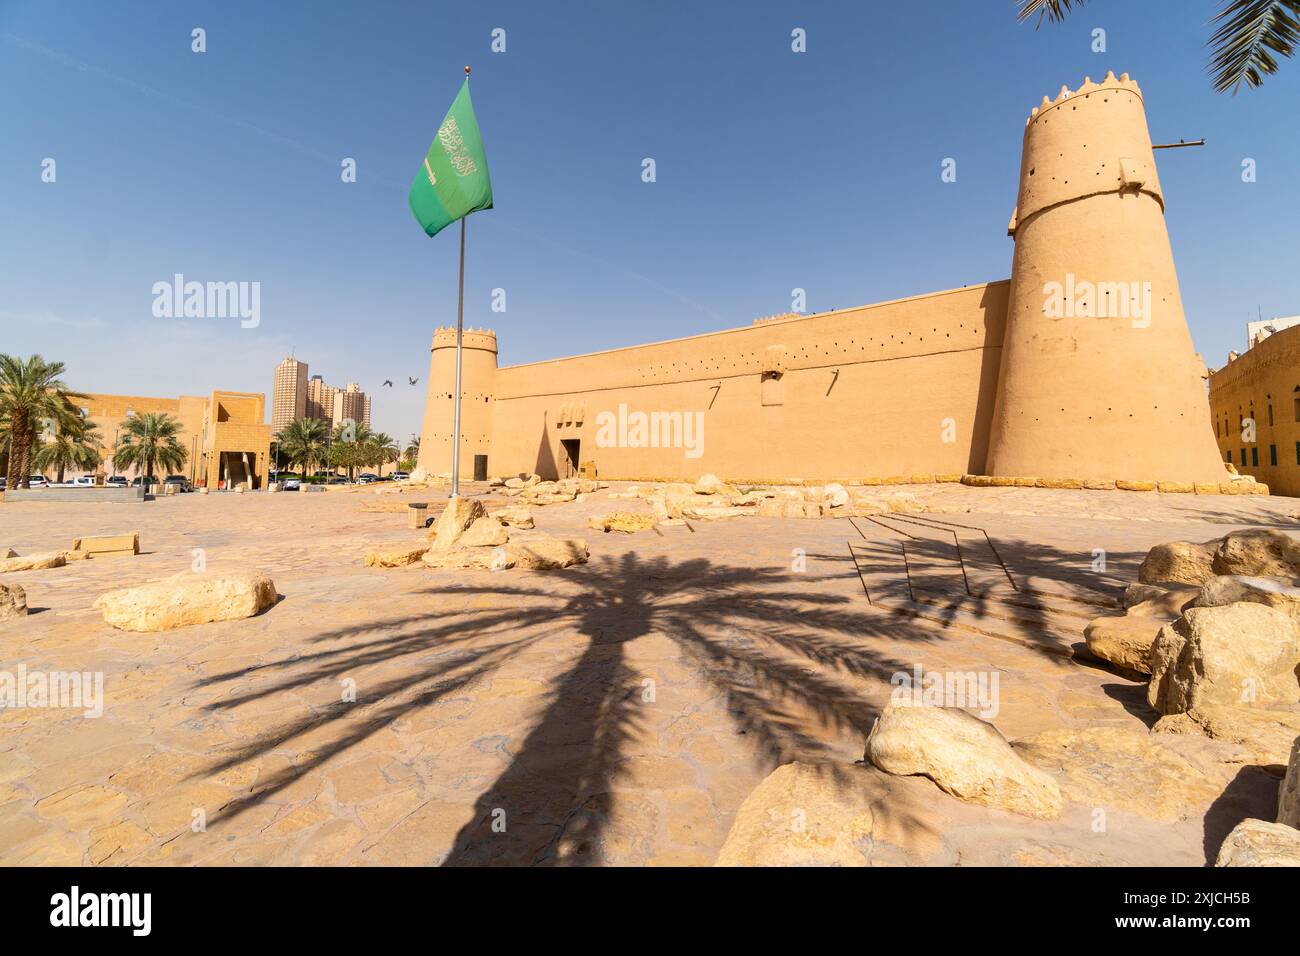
[
  {"xmin": 382, "ymin": 380, "xmax": 393, "ymax": 387},
  {"xmin": 408, "ymin": 377, "xmax": 419, "ymax": 386}
]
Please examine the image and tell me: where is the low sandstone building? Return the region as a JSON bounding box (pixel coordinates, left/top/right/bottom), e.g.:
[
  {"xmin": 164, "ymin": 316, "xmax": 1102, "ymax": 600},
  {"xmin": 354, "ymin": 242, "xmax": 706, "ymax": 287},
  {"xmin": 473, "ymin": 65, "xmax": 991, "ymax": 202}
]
[{"xmin": 1209, "ymin": 320, "xmax": 1300, "ymax": 496}]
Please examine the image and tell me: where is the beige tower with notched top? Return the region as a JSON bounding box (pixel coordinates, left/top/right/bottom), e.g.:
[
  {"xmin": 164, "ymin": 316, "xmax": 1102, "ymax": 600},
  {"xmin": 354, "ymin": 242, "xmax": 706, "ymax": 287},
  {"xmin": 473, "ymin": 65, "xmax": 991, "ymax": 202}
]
[{"xmin": 986, "ymin": 72, "xmax": 1224, "ymax": 483}]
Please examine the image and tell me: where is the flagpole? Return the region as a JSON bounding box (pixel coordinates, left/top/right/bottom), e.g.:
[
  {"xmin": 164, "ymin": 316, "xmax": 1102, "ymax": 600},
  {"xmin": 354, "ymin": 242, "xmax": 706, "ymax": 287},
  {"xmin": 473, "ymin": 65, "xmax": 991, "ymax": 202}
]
[
  {"xmin": 449, "ymin": 65, "xmax": 471, "ymax": 499},
  {"xmin": 451, "ymin": 214, "xmax": 466, "ymax": 498}
]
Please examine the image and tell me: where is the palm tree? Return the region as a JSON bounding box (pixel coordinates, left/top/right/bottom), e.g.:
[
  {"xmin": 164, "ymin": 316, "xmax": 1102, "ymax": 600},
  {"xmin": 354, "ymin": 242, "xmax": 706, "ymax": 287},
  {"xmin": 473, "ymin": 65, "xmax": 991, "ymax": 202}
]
[
  {"xmin": 0, "ymin": 354, "xmax": 84, "ymax": 489},
  {"xmin": 1018, "ymin": 0, "xmax": 1300, "ymax": 93},
  {"xmin": 276, "ymin": 417, "xmax": 330, "ymax": 481},
  {"xmin": 329, "ymin": 421, "xmax": 372, "ymax": 480},
  {"xmin": 34, "ymin": 418, "xmax": 103, "ymax": 484},
  {"xmin": 368, "ymin": 431, "xmax": 400, "ymax": 477},
  {"xmin": 400, "ymin": 435, "xmax": 420, "ymax": 472},
  {"xmin": 113, "ymin": 412, "xmax": 187, "ymax": 486}
]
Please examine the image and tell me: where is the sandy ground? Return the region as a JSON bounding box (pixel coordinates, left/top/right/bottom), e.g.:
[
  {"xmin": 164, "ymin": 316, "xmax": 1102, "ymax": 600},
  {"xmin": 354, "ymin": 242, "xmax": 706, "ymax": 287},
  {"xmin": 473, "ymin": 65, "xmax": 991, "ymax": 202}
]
[{"xmin": 0, "ymin": 482, "xmax": 1295, "ymax": 866}]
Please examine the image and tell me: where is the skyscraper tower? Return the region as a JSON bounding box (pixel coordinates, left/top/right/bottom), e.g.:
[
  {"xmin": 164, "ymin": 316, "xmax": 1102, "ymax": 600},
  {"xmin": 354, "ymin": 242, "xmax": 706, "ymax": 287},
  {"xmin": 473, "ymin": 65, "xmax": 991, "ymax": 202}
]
[{"xmin": 271, "ymin": 357, "xmax": 308, "ymax": 432}]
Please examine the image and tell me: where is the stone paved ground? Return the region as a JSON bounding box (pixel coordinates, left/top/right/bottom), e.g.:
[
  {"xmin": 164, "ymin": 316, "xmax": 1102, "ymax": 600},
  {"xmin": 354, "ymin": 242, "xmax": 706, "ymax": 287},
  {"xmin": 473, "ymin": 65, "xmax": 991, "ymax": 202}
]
[{"xmin": 0, "ymin": 483, "xmax": 1295, "ymax": 866}]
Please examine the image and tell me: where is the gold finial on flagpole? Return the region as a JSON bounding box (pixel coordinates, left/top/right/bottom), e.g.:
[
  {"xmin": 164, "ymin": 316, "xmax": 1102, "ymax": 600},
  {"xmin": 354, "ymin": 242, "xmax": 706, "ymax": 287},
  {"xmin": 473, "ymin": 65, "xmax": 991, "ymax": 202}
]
[{"xmin": 464, "ymin": 65, "xmax": 471, "ymax": 77}]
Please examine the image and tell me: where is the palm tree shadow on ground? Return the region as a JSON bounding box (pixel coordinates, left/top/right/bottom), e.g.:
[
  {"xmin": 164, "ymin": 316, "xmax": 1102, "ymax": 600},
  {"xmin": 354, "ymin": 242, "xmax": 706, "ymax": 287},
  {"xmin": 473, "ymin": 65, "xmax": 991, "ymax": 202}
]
[{"xmin": 191, "ymin": 550, "xmax": 948, "ymax": 864}]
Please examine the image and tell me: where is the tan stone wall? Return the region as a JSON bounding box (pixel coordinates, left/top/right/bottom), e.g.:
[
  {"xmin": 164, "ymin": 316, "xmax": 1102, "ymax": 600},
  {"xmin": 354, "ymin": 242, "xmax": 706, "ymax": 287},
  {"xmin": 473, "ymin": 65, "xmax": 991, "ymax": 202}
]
[
  {"xmin": 418, "ymin": 285, "xmax": 1007, "ymax": 482},
  {"xmin": 1209, "ymin": 325, "xmax": 1300, "ymax": 496},
  {"xmin": 75, "ymin": 393, "xmax": 205, "ymax": 481}
]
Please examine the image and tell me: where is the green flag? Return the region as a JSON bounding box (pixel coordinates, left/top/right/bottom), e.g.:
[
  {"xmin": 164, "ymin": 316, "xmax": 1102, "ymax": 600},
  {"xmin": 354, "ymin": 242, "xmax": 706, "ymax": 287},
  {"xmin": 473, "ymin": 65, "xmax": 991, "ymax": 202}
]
[{"xmin": 408, "ymin": 79, "xmax": 493, "ymax": 238}]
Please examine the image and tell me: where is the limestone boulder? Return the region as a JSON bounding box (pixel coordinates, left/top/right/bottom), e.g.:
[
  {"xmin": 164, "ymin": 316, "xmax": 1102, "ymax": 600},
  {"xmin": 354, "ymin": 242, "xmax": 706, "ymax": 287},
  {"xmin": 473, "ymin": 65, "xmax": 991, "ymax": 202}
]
[
  {"xmin": 1147, "ymin": 604, "xmax": 1300, "ymax": 715},
  {"xmin": 0, "ymin": 551, "xmax": 67, "ymax": 573},
  {"xmin": 864, "ymin": 702, "xmax": 1062, "ymax": 819},
  {"xmin": 1215, "ymin": 819, "xmax": 1300, "ymax": 866},
  {"xmin": 490, "ymin": 507, "xmax": 534, "ymax": 529},
  {"xmin": 1193, "ymin": 575, "xmax": 1300, "ymax": 622},
  {"xmin": 1015, "ymin": 726, "xmax": 1226, "ymax": 821},
  {"xmin": 693, "ymin": 473, "xmax": 738, "ymax": 496},
  {"xmin": 714, "ymin": 763, "xmax": 874, "ymax": 867},
  {"xmin": 1123, "ymin": 582, "xmax": 1171, "ymax": 609},
  {"xmin": 1, "ymin": 582, "xmax": 27, "ymax": 620},
  {"xmin": 505, "ymin": 536, "xmax": 589, "ymax": 570},
  {"xmin": 682, "ymin": 504, "xmax": 751, "ymax": 521},
  {"xmin": 588, "ymin": 512, "xmax": 658, "ymax": 534},
  {"xmin": 1278, "ymin": 736, "xmax": 1299, "ymax": 828},
  {"xmin": 2, "ymin": 548, "xmax": 16, "ymax": 558},
  {"xmin": 364, "ymin": 543, "xmax": 429, "ymax": 568},
  {"xmin": 94, "ymin": 571, "xmax": 278, "ymax": 632},
  {"xmin": 758, "ymin": 498, "xmax": 822, "ymax": 519},
  {"xmin": 1122, "ymin": 583, "xmax": 1199, "ymax": 616},
  {"xmin": 459, "ymin": 517, "xmax": 509, "ymax": 548},
  {"xmin": 822, "ymin": 483, "xmax": 850, "ymax": 509},
  {"xmin": 1138, "ymin": 539, "xmax": 1216, "ymax": 586},
  {"xmin": 422, "ymin": 546, "xmax": 513, "ymax": 571},
  {"xmin": 649, "ymin": 484, "xmax": 700, "ymax": 520},
  {"xmin": 524, "ymin": 491, "xmax": 578, "ymax": 506},
  {"xmin": 849, "ymin": 497, "xmax": 887, "ymax": 517},
  {"xmin": 1083, "ymin": 614, "xmax": 1162, "ymax": 675},
  {"xmin": 1212, "ymin": 529, "xmax": 1300, "ymax": 578},
  {"xmin": 428, "ymin": 497, "xmax": 486, "ymax": 551}
]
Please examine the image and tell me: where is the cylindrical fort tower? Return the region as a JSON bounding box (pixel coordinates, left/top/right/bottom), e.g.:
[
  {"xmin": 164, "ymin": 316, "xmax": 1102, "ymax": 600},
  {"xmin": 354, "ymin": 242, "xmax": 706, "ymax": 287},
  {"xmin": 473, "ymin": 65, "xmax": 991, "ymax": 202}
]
[
  {"xmin": 415, "ymin": 326, "xmax": 496, "ymax": 480},
  {"xmin": 986, "ymin": 72, "xmax": 1225, "ymax": 484}
]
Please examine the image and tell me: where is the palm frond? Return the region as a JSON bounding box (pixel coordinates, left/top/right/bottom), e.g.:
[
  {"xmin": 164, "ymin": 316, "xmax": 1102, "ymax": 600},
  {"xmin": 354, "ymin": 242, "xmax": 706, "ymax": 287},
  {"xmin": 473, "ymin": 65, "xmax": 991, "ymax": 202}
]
[
  {"xmin": 1209, "ymin": 0, "xmax": 1300, "ymax": 93},
  {"xmin": 1016, "ymin": 0, "xmax": 1087, "ymax": 28}
]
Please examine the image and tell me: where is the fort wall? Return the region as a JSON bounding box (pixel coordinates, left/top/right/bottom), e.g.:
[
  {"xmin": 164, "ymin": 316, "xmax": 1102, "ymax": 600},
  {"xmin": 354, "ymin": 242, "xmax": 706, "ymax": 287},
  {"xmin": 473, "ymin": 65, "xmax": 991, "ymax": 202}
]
[
  {"xmin": 416, "ymin": 73, "xmax": 1233, "ymax": 489},
  {"xmin": 419, "ymin": 283, "xmax": 1008, "ymax": 482}
]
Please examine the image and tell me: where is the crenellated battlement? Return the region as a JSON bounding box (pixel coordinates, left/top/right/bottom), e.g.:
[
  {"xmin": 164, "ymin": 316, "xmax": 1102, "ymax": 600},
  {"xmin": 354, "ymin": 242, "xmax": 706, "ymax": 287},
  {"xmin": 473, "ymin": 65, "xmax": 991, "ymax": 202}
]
[
  {"xmin": 1025, "ymin": 71, "xmax": 1142, "ymax": 129},
  {"xmin": 1013, "ymin": 70, "xmax": 1162, "ymax": 231},
  {"xmin": 431, "ymin": 326, "xmax": 498, "ymax": 351}
]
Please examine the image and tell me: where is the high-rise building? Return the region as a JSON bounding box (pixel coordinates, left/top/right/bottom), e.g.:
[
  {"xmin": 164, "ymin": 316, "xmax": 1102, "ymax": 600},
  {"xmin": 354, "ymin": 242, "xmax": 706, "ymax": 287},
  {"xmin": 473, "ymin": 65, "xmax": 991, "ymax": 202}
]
[
  {"xmin": 274, "ymin": 359, "xmax": 372, "ymax": 432},
  {"xmin": 333, "ymin": 382, "xmax": 368, "ymax": 429},
  {"xmin": 271, "ymin": 357, "xmax": 309, "ymax": 432},
  {"xmin": 305, "ymin": 375, "xmax": 338, "ymax": 424}
]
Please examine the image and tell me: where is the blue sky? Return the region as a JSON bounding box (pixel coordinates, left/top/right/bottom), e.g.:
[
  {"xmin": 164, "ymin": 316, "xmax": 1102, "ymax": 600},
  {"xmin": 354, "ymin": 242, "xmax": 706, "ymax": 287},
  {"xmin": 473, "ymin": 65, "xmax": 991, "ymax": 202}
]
[{"xmin": 2, "ymin": 0, "xmax": 1297, "ymax": 445}]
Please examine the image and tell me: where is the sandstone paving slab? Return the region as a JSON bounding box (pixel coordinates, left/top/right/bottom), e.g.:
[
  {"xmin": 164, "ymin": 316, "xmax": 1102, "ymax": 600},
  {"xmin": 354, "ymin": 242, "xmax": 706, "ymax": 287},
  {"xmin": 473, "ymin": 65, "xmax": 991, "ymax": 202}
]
[{"xmin": 1, "ymin": 485, "xmax": 1298, "ymax": 865}]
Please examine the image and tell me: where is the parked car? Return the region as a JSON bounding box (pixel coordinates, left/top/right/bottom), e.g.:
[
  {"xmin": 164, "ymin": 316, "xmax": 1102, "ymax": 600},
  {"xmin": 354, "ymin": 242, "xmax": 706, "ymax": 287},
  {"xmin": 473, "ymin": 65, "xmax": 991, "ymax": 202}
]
[
  {"xmin": 325, "ymin": 476, "xmax": 350, "ymax": 485},
  {"xmin": 390, "ymin": 471, "xmax": 410, "ymax": 481},
  {"xmin": 106, "ymin": 475, "xmax": 128, "ymax": 487},
  {"xmin": 281, "ymin": 478, "xmax": 302, "ymax": 491},
  {"xmin": 163, "ymin": 475, "xmax": 192, "ymax": 493},
  {"xmin": 27, "ymin": 475, "xmax": 49, "ymax": 488},
  {"xmin": 69, "ymin": 476, "xmax": 97, "ymax": 487},
  {"xmin": 0, "ymin": 477, "xmax": 6, "ymax": 490},
  {"xmin": 357, "ymin": 473, "xmax": 380, "ymax": 484},
  {"xmin": 131, "ymin": 475, "xmax": 159, "ymax": 487}
]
